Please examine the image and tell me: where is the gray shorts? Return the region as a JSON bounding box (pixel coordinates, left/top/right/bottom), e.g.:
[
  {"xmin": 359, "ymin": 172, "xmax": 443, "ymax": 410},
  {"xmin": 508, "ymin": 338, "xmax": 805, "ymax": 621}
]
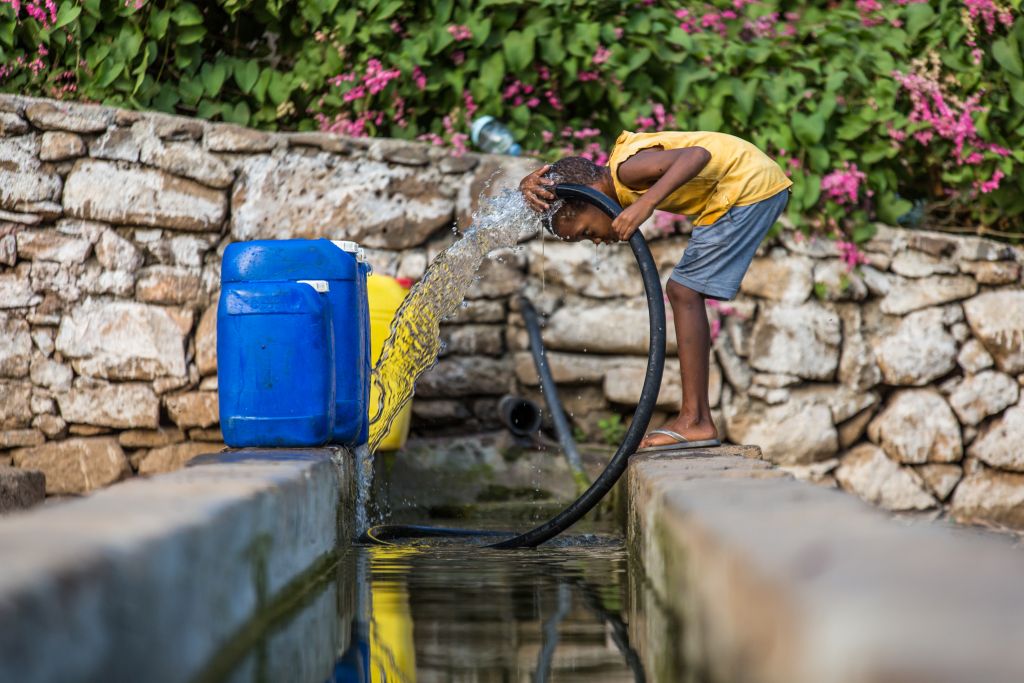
[{"xmin": 670, "ymin": 189, "xmax": 790, "ymax": 300}]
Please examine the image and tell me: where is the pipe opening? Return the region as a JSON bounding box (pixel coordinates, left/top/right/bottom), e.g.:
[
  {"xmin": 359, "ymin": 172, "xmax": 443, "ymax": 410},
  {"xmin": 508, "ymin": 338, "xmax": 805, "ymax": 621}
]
[{"xmin": 498, "ymin": 395, "xmax": 543, "ymax": 437}]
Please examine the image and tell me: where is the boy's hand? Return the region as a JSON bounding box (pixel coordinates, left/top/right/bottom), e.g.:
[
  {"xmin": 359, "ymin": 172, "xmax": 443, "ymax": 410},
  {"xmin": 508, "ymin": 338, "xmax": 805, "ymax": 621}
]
[
  {"xmin": 519, "ymin": 164, "xmax": 556, "ymax": 212},
  {"xmin": 612, "ymin": 200, "xmax": 654, "ymax": 240}
]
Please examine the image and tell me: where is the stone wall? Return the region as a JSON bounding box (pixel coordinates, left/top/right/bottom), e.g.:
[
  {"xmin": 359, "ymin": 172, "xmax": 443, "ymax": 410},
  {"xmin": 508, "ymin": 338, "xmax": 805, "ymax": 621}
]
[{"xmin": 1, "ymin": 96, "xmax": 1023, "ymax": 529}]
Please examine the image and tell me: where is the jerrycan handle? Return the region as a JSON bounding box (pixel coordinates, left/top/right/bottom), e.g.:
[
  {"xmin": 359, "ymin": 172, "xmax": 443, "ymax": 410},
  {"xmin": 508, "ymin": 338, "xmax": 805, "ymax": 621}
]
[{"xmin": 297, "ymin": 279, "xmax": 330, "ymax": 293}]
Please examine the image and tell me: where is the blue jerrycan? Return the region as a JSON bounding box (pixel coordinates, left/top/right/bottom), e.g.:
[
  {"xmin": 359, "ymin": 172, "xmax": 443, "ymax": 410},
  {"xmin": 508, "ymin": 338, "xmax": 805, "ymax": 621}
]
[{"xmin": 218, "ymin": 239, "xmax": 370, "ymax": 447}]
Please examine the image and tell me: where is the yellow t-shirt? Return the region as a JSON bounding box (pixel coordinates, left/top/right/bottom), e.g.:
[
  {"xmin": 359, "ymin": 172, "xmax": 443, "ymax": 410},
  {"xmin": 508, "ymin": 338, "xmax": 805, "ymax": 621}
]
[{"xmin": 608, "ymin": 130, "xmax": 792, "ymax": 226}]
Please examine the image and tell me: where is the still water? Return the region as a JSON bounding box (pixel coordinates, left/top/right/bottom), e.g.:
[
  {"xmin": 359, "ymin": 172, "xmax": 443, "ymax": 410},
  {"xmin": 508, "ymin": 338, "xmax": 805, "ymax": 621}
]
[{"xmin": 211, "ymin": 521, "xmax": 653, "ymax": 683}]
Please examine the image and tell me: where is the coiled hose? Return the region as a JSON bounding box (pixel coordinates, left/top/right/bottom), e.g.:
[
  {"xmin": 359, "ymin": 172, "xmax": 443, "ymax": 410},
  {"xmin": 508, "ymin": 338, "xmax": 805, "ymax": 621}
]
[{"xmin": 362, "ymin": 184, "xmax": 667, "ymax": 548}]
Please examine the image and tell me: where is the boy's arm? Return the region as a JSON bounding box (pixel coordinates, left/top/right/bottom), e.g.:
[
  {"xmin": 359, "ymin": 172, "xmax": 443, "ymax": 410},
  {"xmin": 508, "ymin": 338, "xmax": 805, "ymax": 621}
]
[{"xmin": 611, "ymin": 147, "xmax": 711, "ymax": 240}]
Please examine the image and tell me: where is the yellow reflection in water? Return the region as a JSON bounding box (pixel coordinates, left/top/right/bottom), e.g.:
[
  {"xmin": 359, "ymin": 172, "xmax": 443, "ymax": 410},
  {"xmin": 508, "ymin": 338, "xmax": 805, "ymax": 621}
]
[{"xmin": 369, "ymin": 546, "xmax": 418, "ymax": 682}]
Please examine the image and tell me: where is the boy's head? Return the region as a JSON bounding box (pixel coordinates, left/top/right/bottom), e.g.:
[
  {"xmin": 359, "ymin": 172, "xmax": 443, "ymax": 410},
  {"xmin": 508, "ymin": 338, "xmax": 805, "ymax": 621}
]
[{"xmin": 541, "ymin": 156, "xmax": 618, "ymax": 244}]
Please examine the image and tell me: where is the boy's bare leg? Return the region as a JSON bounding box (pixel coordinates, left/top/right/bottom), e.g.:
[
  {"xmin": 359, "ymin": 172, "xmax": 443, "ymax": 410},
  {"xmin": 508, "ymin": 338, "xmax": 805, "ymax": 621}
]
[{"xmin": 638, "ymin": 279, "xmax": 718, "ymax": 448}]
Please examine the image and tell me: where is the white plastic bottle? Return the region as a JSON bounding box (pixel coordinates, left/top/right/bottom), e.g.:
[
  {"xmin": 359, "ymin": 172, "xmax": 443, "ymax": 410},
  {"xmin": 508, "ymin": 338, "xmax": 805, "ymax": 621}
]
[{"xmin": 470, "ymin": 116, "xmax": 522, "ymax": 155}]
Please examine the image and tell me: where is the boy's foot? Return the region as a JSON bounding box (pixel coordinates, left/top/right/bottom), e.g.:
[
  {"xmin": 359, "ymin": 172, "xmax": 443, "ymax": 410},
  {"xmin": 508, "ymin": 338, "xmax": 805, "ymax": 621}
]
[{"xmin": 638, "ymin": 417, "xmax": 718, "ymax": 450}]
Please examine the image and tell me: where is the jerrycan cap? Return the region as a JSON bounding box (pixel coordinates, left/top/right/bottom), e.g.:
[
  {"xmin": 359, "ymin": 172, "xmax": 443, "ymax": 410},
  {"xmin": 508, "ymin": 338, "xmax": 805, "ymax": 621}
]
[{"xmin": 331, "ymin": 240, "xmax": 360, "ymax": 254}]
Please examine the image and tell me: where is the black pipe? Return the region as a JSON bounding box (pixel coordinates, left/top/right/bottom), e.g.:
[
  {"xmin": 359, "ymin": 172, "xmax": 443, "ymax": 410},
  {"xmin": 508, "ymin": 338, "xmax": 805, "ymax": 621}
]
[
  {"xmin": 361, "ymin": 184, "xmax": 666, "ymax": 548},
  {"xmin": 518, "ymin": 297, "xmax": 590, "ymax": 491},
  {"xmin": 497, "ymin": 394, "xmax": 543, "ymax": 437}
]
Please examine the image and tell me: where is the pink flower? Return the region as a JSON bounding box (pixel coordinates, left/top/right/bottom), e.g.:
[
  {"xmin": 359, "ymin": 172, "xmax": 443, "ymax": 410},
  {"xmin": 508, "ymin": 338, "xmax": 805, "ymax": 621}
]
[
  {"xmin": 541, "ymin": 130, "xmax": 554, "ymax": 143},
  {"xmin": 592, "ymin": 45, "xmax": 611, "ymax": 65},
  {"xmin": 613, "ymin": 27, "xmax": 624, "ymax": 39},
  {"xmin": 463, "ymin": 91, "xmax": 478, "ymax": 119},
  {"xmin": 821, "ymin": 162, "xmax": 869, "ymax": 205},
  {"xmin": 412, "ymin": 66, "xmax": 427, "ymax": 90},
  {"xmin": 447, "ymin": 24, "xmax": 472, "ymax": 41},
  {"xmin": 343, "ymin": 85, "xmax": 366, "ymax": 102},
  {"xmin": 836, "ymin": 241, "xmax": 869, "ymax": 272},
  {"xmin": 451, "ymin": 50, "xmax": 465, "ymax": 65},
  {"xmin": 578, "ymin": 71, "xmax": 599, "ymax": 82},
  {"xmin": 976, "ymin": 169, "xmax": 1004, "ymax": 193}
]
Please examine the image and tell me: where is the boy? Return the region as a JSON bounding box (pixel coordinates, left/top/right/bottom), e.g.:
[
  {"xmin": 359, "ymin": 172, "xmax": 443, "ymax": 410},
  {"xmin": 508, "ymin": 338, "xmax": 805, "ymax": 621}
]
[{"xmin": 519, "ymin": 130, "xmax": 791, "ymax": 453}]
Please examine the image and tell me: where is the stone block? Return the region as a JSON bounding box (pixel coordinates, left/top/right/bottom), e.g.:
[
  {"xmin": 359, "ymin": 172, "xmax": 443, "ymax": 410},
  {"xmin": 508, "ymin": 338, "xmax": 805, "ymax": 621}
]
[
  {"xmin": 57, "ymin": 382, "xmax": 160, "ymax": 429},
  {"xmin": 879, "ymin": 275, "xmax": 977, "ymax": 316},
  {"xmin": 11, "ymin": 437, "xmax": 130, "ymax": 494},
  {"xmin": 867, "ymin": 389, "xmax": 962, "ymax": 464},
  {"xmin": 836, "ymin": 304, "xmax": 882, "ymax": 391},
  {"xmin": 230, "ymin": 152, "xmax": 454, "ymax": 249},
  {"xmin": 604, "ymin": 358, "xmax": 721, "ymax": 409},
  {"xmin": 527, "ymin": 240, "xmax": 642, "ymax": 298},
  {"xmin": 195, "ymin": 302, "xmax": 218, "ymax": 376},
  {"xmin": 164, "ymin": 391, "xmax": 219, "ymax": 429},
  {"xmin": 957, "ymin": 338, "xmax": 994, "ymax": 374},
  {"xmin": 139, "ymin": 137, "xmax": 234, "ymax": 189},
  {"xmin": 0, "ymin": 112, "xmax": 28, "ymax": 136},
  {"xmin": 448, "ymin": 299, "xmax": 505, "ymax": 324},
  {"xmin": 513, "ymin": 350, "xmax": 608, "ymax": 386},
  {"xmin": 0, "ymin": 380, "xmax": 32, "ymax": 429},
  {"xmin": 0, "ymin": 466, "xmax": 45, "ymax": 512},
  {"xmin": 63, "ymin": 160, "xmax": 227, "ymax": 231},
  {"xmin": 873, "ymin": 308, "xmax": 957, "ymax": 386},
  {"xmin": 205, "ymin": 122, "xmax": 277, "ymax": 152},
  {"xmin": 917, "ymin": 463, "xmax": 963, "ymax": 501},
  {"xmin": 0, "ymin": 429, "xmax": 44, "ymax": 448},
  {"xmin": 466, "ymin": 250, "xmax": 525, "ymax": 299},
  {"xmin": 118, "ymin": 427, "xmax": 185, "ymax": 449},
  {"xmin": 812, "ymin": 260, "xmax": 868, "ymax": 301},
  {"xmin": 31, "ymin": 414, "xmax": 66, "ymax": 439},
  {"xmin": 948, "ymin": 371, "xmax": 1019, "ymax": 427},
  {"xmin": 739, "ymin": 254, "xmax": 813, "ymax": 303},
  {"xmin": 0, "ymin": 317, "xmax": 31, "ymax": 378},
  {"xmin": 137, "ymin": 441, "xmax": 219, "ymax": 475},
  {"xmin": 56, "ymin": 299, "xmax": 187, "ymax": 380},
  {"xmin": 89, "ymin": 126, "xmax": 141, "ymax": 161},
  {"xmin": 967, "ymin": 400, "xmax": 1024, "ymax": 472},
  {"xmin": 950, "ymin": 467, "xmax": 1024, "ymax": 528},
  {"xmin": 135, "ymin": 265, "xmax": 201, "ymax": 305},
  {"xmin": 95, "ymin": 229, "xmax": 143, "ymax": 272},
  {"xmin": 24, "ymin": 101, "xmax": 112, "ymax": 132},
  {"xmin": 38, "ymin": 131, "xmax": 85, "ymax": 161},
  {"xmin": 439, "ymin": 325, "xmax": 504, "ymax": 357},
  {"xmin": 724, "ymin": 395, "xmax": 838, "ymax": 465},
  {"xmin": 889, "ymin": 250, "xmax": 958, "ymax": 278},
  {"xmin": 963, "ymin": 291, "xmax": 1024, "ymax": 374},
  {"xmin": 417, "ymin": 356, "xmax": 513, "ymax": 397},
  {"xmin": 959, "ymin": 260, "xmax": 1020, "ymax": 285},
  {"xmin": 0, "ymin": 136, "xmax": 62, "ymax": 210},
  {"xmin": 748, "ymin": 301, "xmax": 841, "ymax": 380},
  {"xmin": 835, "ymin": 444, "xmax": 936, "ymax": 511},
  {"xmin": 542, "ymin": 299, "xmax": 677, "ymax": 354},
  {"xmin": 15, "ymin": 229, "xmax": 92, "ymax": 263},
  {"xmin": 28, "ymin": 355, "xmax": 72, "ymax": 391}
]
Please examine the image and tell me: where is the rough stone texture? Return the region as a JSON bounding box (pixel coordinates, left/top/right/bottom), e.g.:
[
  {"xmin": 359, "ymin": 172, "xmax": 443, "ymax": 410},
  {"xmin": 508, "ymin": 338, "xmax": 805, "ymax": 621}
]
[
  {"xmin": 57, "ymin": 382, "xmax": 160, "ymax": 429},
  {"xmin": 873, "ymin": 308, "xmax": 957, "ymax": 386},
  {"xmin": 164, "ymin": 392, "xmax": 218, "ymax": 429},
  {"xmin": 0, "ymin": 466, "xmax": 45, "ymax": 512},
  {"xmin": 740, "ymin": 254, "xmax": 813, "ymax": 303},
  {"xmin": 0, "ymin": 380, "xmax": 33, "ymax": 429},
  {"xmin": 867, "ymin": 389, "xmax": 962, "ymax": 464},
  {"xmin": 24, "ymin": 101, "xmax": 111, "ymax": 132},
  {"xmin": 195, "ymin": 302, "xmax": 218, "ymax": 376},
  {"xmin": 11, "ymin": 437, "xmax": 129, "ymax": 494},
  {"xmin": 513, "ymin": 350, "xmax": 608, "ymax": 385},
  {"xmin": 889, "ymin": 250, "xmax": 958, "ymax": 278},
  {"xmin": 63, "ymin": 160, "xmax": 227, "ymax": 231},
  {"xmin": 118, "ymin": 427, "xmax": 185, "ymax": 449},
  {"xmin": 835, "ymin": 443, "xmax": 936, "ymax": 510},
  {"xmin": 542, "ymin": 299, "xmax": 677, "ymax": 354},
  {"xmin": 95, "ymin": 229, "xmax": 143, "ymax": 272},
  {"xmin": 15, "ymin": 229, "xmax": 92, "ymax": 263},
  {"xmin": 137, "ymin": 441, "xmax": 220, "ymax": 475},
  {"xmin": 56, "ymin": 300, "xmax": 186, "ymax": 380},
  {"xmin": 959, "ymin": 259, "xmax": 1020, "ymax": 285},
  {"xmin": 957, "ymin": 338, "xmax": 994, "ymax": 374},
  {"xmin": 0, "ymin": 265, "xmax": 41, "ymax": 308},
  {"xmin": 439, "ymin": 324, "xmax": 504, "ymax": 357},
  {"xmin": 417, "ymin": 356, "xmax": 513, "ymax": 398},
  {"xmin": 230, "ymin": 152, "xmax": 454, "ymax": 249},
  {"xmin": 0, "ymin": 112, "xmax": 29, "ymax": 136},
  {"xmin": 604, "ymin": 358, "xmax": 722, "ymax": 409},
  {"xmin": 963, "ymin": 291, "xmax": 1024, "ymax": 374},
  {"xmin": 139, "ymin": 137, "xmax": 234, "ymax": 189},
  {"xmin": 837, "ymin": 305, "xmax": 882, "ymax": 391},
  {"xmin": 205, "ymin": 122, "xmax": 277, "ymax": 152},
  {"xmin": 748, "ymin": 302, "xmax": 841, "ymax": 380},
  {"xmin": 951, "ymin": 467, "xmax": 1024, "ymax": 528},
  {"xmin": 724, "ymin": 395, "xmax": 838, "ymax": 465},
  {"xmin": 38, "ymin": 131, "xmax": 85, "ymax": 161},
  {"xmin": 0, "ymin": 136, "xmax": 62, "ymax": 210},
  {"xmin": 918, "ymin": 463, "xmax": 963, "ymax": 501},
  {"xmin": 527, "ymin": 241, "xmax": 641, "ymax": 299},
  {"xmin": 813, "ymin": 259, "xmax": 868, "ymax": 301},
  {"xmin": 135, "ymin": 265, "xmax": 202, "ymax": 305},
  {"xmin": 948, "ymin": 371, "xmax": 1019, "ymax": 427},
  {"xmin": 967, "ymin": 401, "xmax": 1024, "ymax": 472},
  {"xmin": 29, "ymin": 355, "xmax": 72, "ymax": 391},
  {"xmin": 0, "ymin": 317, "xmax": 32, "ymax": 378},
  {"xmin": 880, "ymin": 275, "xmax": 978, "ymax": 315}
]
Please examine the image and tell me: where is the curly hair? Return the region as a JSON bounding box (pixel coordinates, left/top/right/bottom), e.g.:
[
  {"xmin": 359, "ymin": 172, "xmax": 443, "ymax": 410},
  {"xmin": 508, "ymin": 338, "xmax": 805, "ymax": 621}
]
[{"xmin": 540, "ymin": 156, "xmax": 607, "ymax": 236}]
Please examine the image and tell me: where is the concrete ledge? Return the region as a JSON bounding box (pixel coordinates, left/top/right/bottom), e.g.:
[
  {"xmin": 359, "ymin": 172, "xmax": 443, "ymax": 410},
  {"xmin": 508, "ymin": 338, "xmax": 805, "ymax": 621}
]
[
  {"xmin": 0, "ymin": 448, "xmax": 352, "ymax": 683},
  {"xmin": 628, "ymin": 446, "xmax": 1024, "ymax": 683}
]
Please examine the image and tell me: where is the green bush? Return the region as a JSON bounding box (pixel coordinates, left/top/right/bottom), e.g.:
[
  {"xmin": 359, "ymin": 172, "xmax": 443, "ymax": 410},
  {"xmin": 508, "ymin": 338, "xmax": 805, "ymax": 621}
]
[{"xmin": 2, "ymin": 0, "xmax": 1021, "ymax": 235}]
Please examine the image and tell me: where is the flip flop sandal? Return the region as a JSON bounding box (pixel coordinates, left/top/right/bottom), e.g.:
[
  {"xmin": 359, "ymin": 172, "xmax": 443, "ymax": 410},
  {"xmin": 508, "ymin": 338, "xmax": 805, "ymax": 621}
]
[{"xmin": 635, "ymin": 428, "xmax": 721, "ymax": 454}]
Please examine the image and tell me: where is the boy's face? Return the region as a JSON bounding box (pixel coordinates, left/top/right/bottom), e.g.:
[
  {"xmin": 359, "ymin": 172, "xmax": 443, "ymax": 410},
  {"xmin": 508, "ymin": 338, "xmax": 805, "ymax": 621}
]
[{"xmin": 553, "ymin": 204, "xmax": 618, "ymax": 244}]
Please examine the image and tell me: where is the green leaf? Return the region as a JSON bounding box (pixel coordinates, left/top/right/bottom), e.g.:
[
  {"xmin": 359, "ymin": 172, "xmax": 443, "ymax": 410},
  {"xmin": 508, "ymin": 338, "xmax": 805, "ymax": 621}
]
[
  {"xmin": 697, "ymin": 108, "xmax": 722, "ymax": 131},
  {"xmin": 479, "ymin": 51, "xmax": 505, "ymax": 91},
  {"xmin": 852, "ymin": 223, "xmax": 877, "ymax": 244},
  {"xmin": 992, "ymin": 38, "xmax": 1024, "ymax": 78},
  {"xmin": 149, "ymin": 9, "xmax": 170, "ymax": 40},
  {"xmin": 792, "ymin": 111, "xmax": 825, "ymax": 145},
  {"xmin": 171, "ymin": 3, "xmax": 203, "ymax": 26},
  {"xmin": 503, "ymin": 29, "xmax": 535, "ymax": 71},
  {"xmin": 904, "ymin": 3, "xmax": 935, "ymax": 38},
  {"xmin": 267, "ymin": 71, "xmax": 292, "ymax": 105},
  {"xmin": 807, "ymin": 146, "xmax": 830, "ymax": 173},
  {"xmin": 54, "ymin": 3, "xmax": 80, "ymax": 29},
  {"xmin": 200, "ymin": 62, "xmax": 227, "ymax": 97},
  {"xmin": 176, "ymin": 25, "xmax": 205, "ymax": 45},
  {"xmin": 730, "ymin": 79, "xmax": 757, "ymax": 120},
  {"xmin": 235, "ymin": 60, "xmax": 259, "ymax": 94},
  {"xmin": 876, "ymin": 192, "xmax": 912, "ymax": 224}
]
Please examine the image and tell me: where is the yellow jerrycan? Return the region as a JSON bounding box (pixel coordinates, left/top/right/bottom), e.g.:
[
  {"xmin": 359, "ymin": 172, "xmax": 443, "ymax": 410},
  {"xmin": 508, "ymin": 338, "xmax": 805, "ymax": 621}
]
[{"xmin": 367, "ymin": 274, "xmax": 413, "ymax": 451}]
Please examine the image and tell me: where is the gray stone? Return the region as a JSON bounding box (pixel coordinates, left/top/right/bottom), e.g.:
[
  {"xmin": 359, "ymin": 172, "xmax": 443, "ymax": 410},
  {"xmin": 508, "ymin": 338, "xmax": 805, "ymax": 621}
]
[
  {"xmin": 38, "ymin": 131, "xmax": 85, "ymax": 161},
  {"xmin": 30, "ymin": 328, "xmax": 52, "ymax": 357},
  {"xmin": 724, "ymin": 394, "xmax": 838, "ymax": 465},
  {"xmin": 812, "ymin": 260, "xmax": 868, "ymax": 301},
  {"xmin": 78, "ymin": 265, "xmax": 136, "ymax": 297},
  {"xmin": 889, "ymin": 250, "xmax": 958, "ymax": 278},
  {"xmin": 15, "ymin": 229, "xmax": 92, "ymax": 263},
  {"xmin": 0, "ymin": 234, "xmax": 15, "ymax": 266},
  {"xmin": 449, "ymin": 299, "xmax": 504, "ymax": 324},
  {"xmin": 139, "ymin": 137, "xmax": 234, "ymax": 189},
  {"xmin": 57, "ymin": 382, "xmax": 160, "ymax": 429},
  {"xmin": 0, "ymin": 112, "xmax": 28, "ymax": 136},
  {"xmin": 867, "ymin": 389, "xmax": 962, "ymax": 464},
  {"xmin": 879, "ymin": 275, "xmax": 977, "ymax": 316},
  {"xmin": 748, "ymin": 301, "xmax": 841, "ymax": 380},
  {"xmin": 31, "ymin": 414, "xmax": 66, "ymax": 439},
  {"xmin": 714, "ymin": 331, "xmax": 753, "ymax": 391},
  {"xmin": 24, "ymin": 101, "xmax": 112, "ymax": 133},
  {"xmin": 967, "ymin": 400, "xmax": 1024, "ymax": 472},
  {"xmin": 740, "ymin": 254, "xmax": 813, "ymax": 303},
  {"xmin": 917, "ymin": 463, "xmax": 963, "ymax": 501},
  {"xmin": 0, "ymin": 317, "xmax": 31, "ymax": 378},
  {"xmin": 439, "ymin": 325, "xmax": 504, "ymax": 357},
  {"xmin": 543, "ymin": 299, "xmax": 677, "ymax": 354},
  {"xmin": 0, "ymin": 466, "xmax": 45, "ymax": 512},
  {"xmin": 467, "ymin": 250, "xmax": 525, "ymax": 299},
  {"xmin": 951, "ymin": 467, "xmax": 1024, "ymax": 529},
  {"xmin": 528, "ymin": 240, "xmax": 642, "ymax": 298},
  {"xmin": 95, "ymin": 229, "xmax": 143, "ymax": 272},
  {"xmin": 411, "ymin": 399, "xmax": 471, "ymax": 424},
  {"xmin": 28, "ymin": 355, "xmax": 72, "ymax": 391},
  {"xmin": 30, "ymin": 260, "xmax": 82, "ymax": 302},
  {"xmin": 164, "ymin": 392, "xmax": 219, "ymax": 429},
  {"xmin": 168, "ymin": 235, "xmax": 214, "ymax": 267},
  {"xmin": 793, "ymin": 384, "xmax": 878, "ymax": 423},
  {"xmin": 752, "ymin": 372, "xmax": 801, "ymax": 388},
  {"xmin": 417, "ymin": 356, "xmax": 513, "ymax": 397},
  {"xmin": 137, "ymin": 441, "xmax": 218, "ymax": 475},
  {"xmin": 135, "ymin": 265, "xmax": 201, "ymax": 305},
  {"xmin": 56, "ymin": 300, "xmax": 186, "ymax": 380},
  {"xmin": 0, "ymin": 136, "xmax": 62, "ymax": 210},
  {"xmin": 837, "ymin": 305, "xmax": 882, "ymax": 391},
  {"xmin": 89, "ymin": 126, "xmax": 141, "ymax": 162},
  {"xmin": 948, "ymin": 371, "xmax": 1019, "ymax": 427},
  {"xmin": 908, "ymin": 229, "xmax": 1016, "ymax": 262},
  {"xmin": 838, "ymin": 406, "xmax": 876, "ymax": 449},
  {"xmin": 957, "ymin": 339, "xmax": 994, "ymax": 374},
  {"xmin": 118, "ymin": 427, "xmax": 185, "ymax": 448},
  {"xmin": 195, "ymin": 302, "xmax": 217, "ymax": 376},
  {"xmin": 513, "ymin": 350, "xmax": 608, "ymax": 386},
  {"xmin": 63, "ymin": 160, "xmax": 227, "ymax": 232},
  {"xmin": 0, "ymin": 380, "xmax": 32, "ymax": 429},
  {"xmin": 963, "ymin": 291, "xmax": 1024, "ymax": 374},
  {"xmin": 873, "ymin": 308, "xmax": 957, "ymax": 386},
  {"xmin": 12, "ymin": 437, "xmax": 129, "ymax": 494},
  {"xmin": 0, "ymin": 429, "xmax": 44, "ymax": 448},
  {"xmin": 205, "ymin": 122, "xmax": 277, "ymax": 152},
  {"xmin": 604, "ymin": 358, "xmax": 722, "ymax": 409},
  {"xmin": 959, "ymin": 260, "xmax": 1021, "ymax": 285},
  {"xmin": 835, "ymin": 444, "xmax": 936, "ymax": 511}
]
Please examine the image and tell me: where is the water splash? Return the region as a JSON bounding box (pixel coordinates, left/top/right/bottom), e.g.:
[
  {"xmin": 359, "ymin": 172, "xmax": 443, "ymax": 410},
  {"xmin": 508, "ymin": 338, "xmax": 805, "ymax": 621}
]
[
  {"xmin": 367, "ymin": 188, "xmax": 542, "ymax": 453},
  {"xmin": 354, "ymin": 443, "xmax": 373, "ymax": 535}
]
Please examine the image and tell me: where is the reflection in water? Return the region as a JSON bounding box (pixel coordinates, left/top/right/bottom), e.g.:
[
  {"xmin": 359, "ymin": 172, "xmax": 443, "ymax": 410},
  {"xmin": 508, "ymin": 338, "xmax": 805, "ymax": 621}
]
[{"xmin": 220, "ymin": 526, "xmax": 649, "ymax": 682}]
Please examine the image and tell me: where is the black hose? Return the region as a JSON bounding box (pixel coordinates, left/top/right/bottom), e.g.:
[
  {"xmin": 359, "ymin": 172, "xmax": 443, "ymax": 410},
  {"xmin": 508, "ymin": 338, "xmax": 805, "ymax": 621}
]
[
  {"xmin": 518, "ymin": 296, "xmax": 590, "ymax": 492},
  {"xmin": 362, "ymin": 184, "xmax": 666, "ymax": 548},
  {"xmin": 497, "ymin": 394, "xmax": 543, "ymax": 437}
]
